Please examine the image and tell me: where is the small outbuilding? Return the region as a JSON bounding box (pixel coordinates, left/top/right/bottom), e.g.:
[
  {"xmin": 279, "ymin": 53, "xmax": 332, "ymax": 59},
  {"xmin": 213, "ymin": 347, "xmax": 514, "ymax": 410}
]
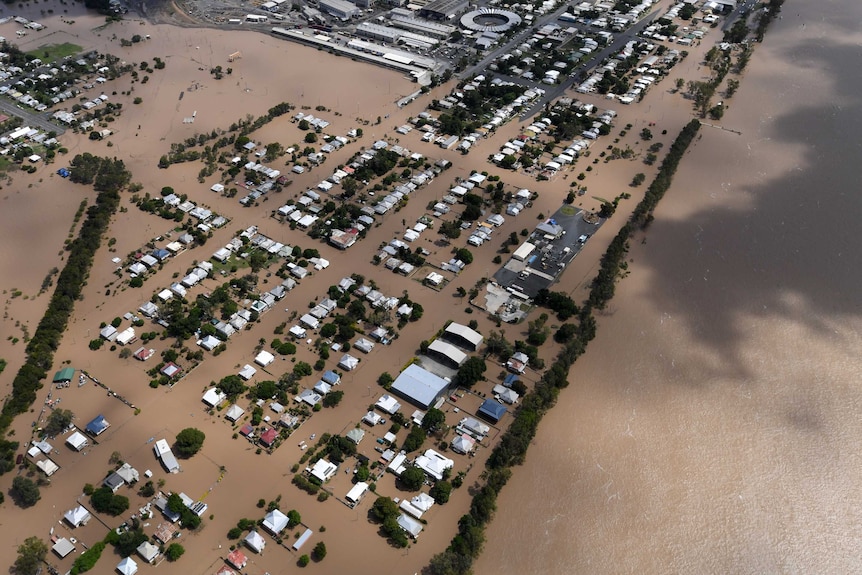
[
  {"xmin": 117, "ymin": 557, "xmax": 138, "ymax": 575},
  {"xmin": 254, "ymin": 350, "xmax": 275, "ymax": 367}
]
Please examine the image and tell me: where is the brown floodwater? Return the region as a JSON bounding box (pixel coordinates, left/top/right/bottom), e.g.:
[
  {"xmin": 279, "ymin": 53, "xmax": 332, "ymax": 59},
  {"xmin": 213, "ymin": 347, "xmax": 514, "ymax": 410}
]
[{"xmin": 476, "ymin": 2, "xmax": 862, "ymax": 573}]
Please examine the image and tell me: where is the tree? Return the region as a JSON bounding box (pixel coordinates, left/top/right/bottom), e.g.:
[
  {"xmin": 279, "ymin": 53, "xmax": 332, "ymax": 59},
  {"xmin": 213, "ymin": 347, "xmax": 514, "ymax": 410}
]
[
  {"xmin": 175, "ymin": 427, "xmax": 206, "ymax": 458},
  {"xmin": 320, "ymin": 323, "xmax": 337, "ymax": 338},
  {"xmin": 304, "ymin": 132, "xmax": 318, "ymax": 144},
  {"xmin": 454, "ymin": 248, "xmax": 473, "ymax": 264},
  {"xmin": 554, "ymin": 323, "xmax": 578, "ymax": 343},
  {"xmin": 249, "ymin": 251, "xmax": 268, "ymax": 272},
  {"xmin": 453, "ymin": 356, "xmax": 487, "ymax": 388},
  {"xmin": 640, "ymin": 128, "xmax": 653, "ymax": 141},
  {"xmin": 44, "ymin": 408, "xmax": 74, "ymax": 436},
  {"xmin": 312, "ymin": 541, "xmax": 327, "ymax": 561},
  {"xmin": 253, "ymin": 380, "xmax": 277, "ymax": 399},
  {"xmin": 461, "ymin": 203, "xmax": 482, "ymax": 221},
  {"xmin": 726, "ymin": 79, "xmax": 740, "ymax": 98},
  {"xmin": 371, "ymin": 496, "xmax": 399, "ymax": 522},
  {"xmin": 484, "ymin": 330, "xmax": 513, "ymax": 360},
  {"xmin": 298, "ymin": 554, "xmax": 310, "ymax": 567},
  {"xmin": 90, "ymin": 487, "xmax": 129, "ymax": 516},
  {"xmin": 166, "ymin": 543, "xmax": 185, "ymax": 561},
  {"xmin": 113, "ymin": 529, "xmax": 148, "ymax": 557},
  {"xmin": 216, "ymin": 374, "xmax": 246, "ymax": 398},
  {"xmin": 14, "ymin": 536, "xmax": 47, "ymax": 575},
  {"xmin": 402, "ymin": 425, "xmax": 427, "ymax": 453},
  {"xmin": 287, "ymin": 509, "xmax": 302, "ymax": 527},
  {"xmin": 322, "ymin": 390, "xmax": 344, "ymax": 408},
  {"xmin": 378, "ymin": 372, "xmax": 394, "ymax": 389},
  {"xmin": 422, "ymin": 407, "xmax": 446, "ymax": 433},
  {"xmin": 399, "ymin": 466, "xmax": 425, "ymax": 490},
  {"xmin": 430, "ymin": 480, "xmax": 452, "ymax": 504},
  {"xmin": 10, "ymin": 476, "xmax": 40, "ymax": 508},
  {"xmin": 293, "ymin": 361, "xmax": 313, "ymax": 377}
]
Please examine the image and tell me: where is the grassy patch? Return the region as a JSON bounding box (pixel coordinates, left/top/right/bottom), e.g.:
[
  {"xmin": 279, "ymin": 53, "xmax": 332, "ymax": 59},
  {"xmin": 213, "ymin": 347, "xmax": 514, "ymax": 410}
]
[{"xmin": 27, "ymin": 42, "xmax": 82, "ymax": 63}]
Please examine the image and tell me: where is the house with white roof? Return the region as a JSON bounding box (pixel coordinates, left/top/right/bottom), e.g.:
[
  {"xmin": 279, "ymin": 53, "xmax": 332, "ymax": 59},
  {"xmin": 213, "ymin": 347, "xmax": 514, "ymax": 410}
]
[
  {"xmin": 225, "ymin": 404, "xmax": 245, "ymax": 422},
  {"xmin": 309, "ymin": 459, "xmax": 338, "ymax": 483},
  {"xmin": 202, "ymin": 387, "xmax": 226, "ymax": 407},
  {"xmin": 399, "ymin": 492, "xmax": 435, "ymax": 519},
  {"xmin": 346, "ymin": 482, "xmax": 369, "ymax": 506},
  {"xmin": 375, "ymin": 394, "xmax": 402, "ymax": 415},
  {"xmin": 244, "ymin": 530, "xmax": 266, "ymax": 554},
  {"xmin": 414, "ymin": 448, "xmax": 453, "ymax": 481},
  {"xmin": 263, "ymin": 509, "xmax": 289, "ymax": 535},
  {"xmin": 64, "ymin": 505, "xmax": 92, "ymax": 528}
]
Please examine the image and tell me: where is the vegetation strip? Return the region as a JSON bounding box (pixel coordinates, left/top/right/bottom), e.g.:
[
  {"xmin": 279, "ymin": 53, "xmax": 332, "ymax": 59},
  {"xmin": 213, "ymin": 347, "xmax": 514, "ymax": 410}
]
[
  {"xmin": 426, "ymin": 119, "xmax": 701, "ymax": 575},
  {"xmin": 0, "ymin": 155, "xmax": 130, "ymax": 473}
]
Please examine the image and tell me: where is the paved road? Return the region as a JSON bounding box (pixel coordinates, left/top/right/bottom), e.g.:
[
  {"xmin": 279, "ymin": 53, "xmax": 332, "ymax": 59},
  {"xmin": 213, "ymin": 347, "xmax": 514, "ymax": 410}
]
[
  {"xmin": 519, "ymin": 7, "xmax": 665, "ymax": 118},
  {"xmin": 0, "ymin": 97, "xmax": 64, "ymax": 135},
  {"xmin": 456, "ymin": 0, "xmax": 668, "ymax": 121},
  {"xmin": 459, "ymin": 1, "xmax": 587, "ymax": 81}
]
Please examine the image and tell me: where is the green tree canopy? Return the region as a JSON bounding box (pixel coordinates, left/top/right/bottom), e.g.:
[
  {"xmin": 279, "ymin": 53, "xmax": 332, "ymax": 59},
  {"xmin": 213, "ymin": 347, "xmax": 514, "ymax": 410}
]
[
  {"xmin": 90, "ymin": 487, "xmax": 129, "ymax": 516},
  {"xmin": 44, "ymin": 408, "xmax": 74, "ymax": 436},
  {"xmin": 14, "ymin": 536, "xmax": 47, "ymax": 575},
  {"xmin": 166, "ymin": 543, "xmax": 185, "ymax": 561},
  {"xmin": 175, "ymin": 427, "xmax": 206, "ymax": 458},
  {"xmin": 399, "ymin": 466, "xmax": 425, "ymax": 491},
  {"xmin": 430, "ymin": 480, "xmax": 452, "ymax": 504},
  {"xmin": 10, "ymin": 476, "xmax": 40, "ymax": 508},
  {"xmin": 453, "ymin": 356, "xmax": 487, "ymax": 388},
  {"xmin": 422, "ymin": 407, "xmax": 446, "ymax": 433}
]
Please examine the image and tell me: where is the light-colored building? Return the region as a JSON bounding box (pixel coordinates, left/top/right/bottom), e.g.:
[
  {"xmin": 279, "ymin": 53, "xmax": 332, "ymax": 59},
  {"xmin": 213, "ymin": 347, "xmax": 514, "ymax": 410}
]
[{"xmin": 346, "ymin": 481, "xmax": 369, "ymax": 506}]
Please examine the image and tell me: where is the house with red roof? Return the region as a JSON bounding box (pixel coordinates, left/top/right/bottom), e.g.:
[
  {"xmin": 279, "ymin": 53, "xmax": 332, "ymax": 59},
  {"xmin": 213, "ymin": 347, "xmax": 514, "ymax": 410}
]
[
  {"xmin": 227, "ymin": 549, "xmax": 248, "ymax": 570},
  {"xmin": 259, "ymin": 427, "xmax": 278, "ymax": 447}
]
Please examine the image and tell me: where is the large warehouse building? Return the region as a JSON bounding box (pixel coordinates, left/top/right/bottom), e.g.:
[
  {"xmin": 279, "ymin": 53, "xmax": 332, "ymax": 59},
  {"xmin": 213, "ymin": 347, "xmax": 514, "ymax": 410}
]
[
  {"xmin": 443, "ymin": 322, "xmax": 484, "ymax": 351},
  {"xmin": 319, "ymin": 0, "xmax": 360, "ymax": 20},
  {"xmin": 418, "ymin": 0, "xmax": 468, "ymax": 21},
  {"xmin": 391, "ymin": 364, "xmax": 452, "ymax": 409},
  {"xmin": 427, "ymin": 339, "xmax": 468, "ymax": 369}
]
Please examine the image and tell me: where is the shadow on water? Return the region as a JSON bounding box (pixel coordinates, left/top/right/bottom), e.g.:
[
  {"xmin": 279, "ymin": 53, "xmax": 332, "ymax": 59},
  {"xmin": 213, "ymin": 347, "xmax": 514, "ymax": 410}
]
[{"xmin": 633, "ymin": 36, "xmax": 862, "ymax": 379}]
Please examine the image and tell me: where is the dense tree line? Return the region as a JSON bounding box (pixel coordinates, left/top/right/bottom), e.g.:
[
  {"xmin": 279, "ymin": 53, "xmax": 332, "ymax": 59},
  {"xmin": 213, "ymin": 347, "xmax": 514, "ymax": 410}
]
[
  {"xmin": 755, "ymin": 0, "xmax": 785, "ymax": 41},
  {"xmin": 589, "ymin": 120, "xmax": 701, "ymax": 311},
  {"xmin": 0, "ymin": 155, "xmax": 128, "ymax": 473},
  {"xmin": 425, "ymin": 120, "xmax": 701, "ymax": 575}
]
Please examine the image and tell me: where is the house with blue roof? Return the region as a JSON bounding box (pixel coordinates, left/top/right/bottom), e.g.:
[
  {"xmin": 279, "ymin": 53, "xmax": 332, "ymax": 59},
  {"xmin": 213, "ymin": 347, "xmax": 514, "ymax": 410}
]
[
  {"xmin": 477, "ymin": 399, "xmax": 506, "ymax": 423},
  {"xmin": 85, "ymin": 414, "xmax": 110, "ymax": 436}
]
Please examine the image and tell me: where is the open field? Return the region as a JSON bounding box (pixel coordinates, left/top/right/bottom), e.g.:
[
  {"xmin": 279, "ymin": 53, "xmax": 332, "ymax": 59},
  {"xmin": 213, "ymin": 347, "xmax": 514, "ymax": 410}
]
[{"xmin": 25, "ymin": 41, "xmax": 82, "ymax": 62}]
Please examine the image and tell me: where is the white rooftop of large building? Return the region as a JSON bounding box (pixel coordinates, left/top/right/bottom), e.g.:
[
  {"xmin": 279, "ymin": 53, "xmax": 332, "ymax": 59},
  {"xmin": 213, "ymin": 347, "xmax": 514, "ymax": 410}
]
[
  {"xmin": 390, "ymin": 364, "xmax": 451, "ymax": 409},
  {"xmin": 427, "ymin": 339, "xmax": 468, "ymax": 367},
  {"xmin": 444, "ymin": 322, "xmax": 484, "ymax": 349}
]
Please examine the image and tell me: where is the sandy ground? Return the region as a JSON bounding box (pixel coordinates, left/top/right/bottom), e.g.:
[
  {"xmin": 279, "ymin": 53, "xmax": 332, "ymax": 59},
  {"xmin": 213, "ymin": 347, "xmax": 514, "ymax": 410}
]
[{"xmin": 0, "ymin": 1, "xmax": 736, "ymax": 573}]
